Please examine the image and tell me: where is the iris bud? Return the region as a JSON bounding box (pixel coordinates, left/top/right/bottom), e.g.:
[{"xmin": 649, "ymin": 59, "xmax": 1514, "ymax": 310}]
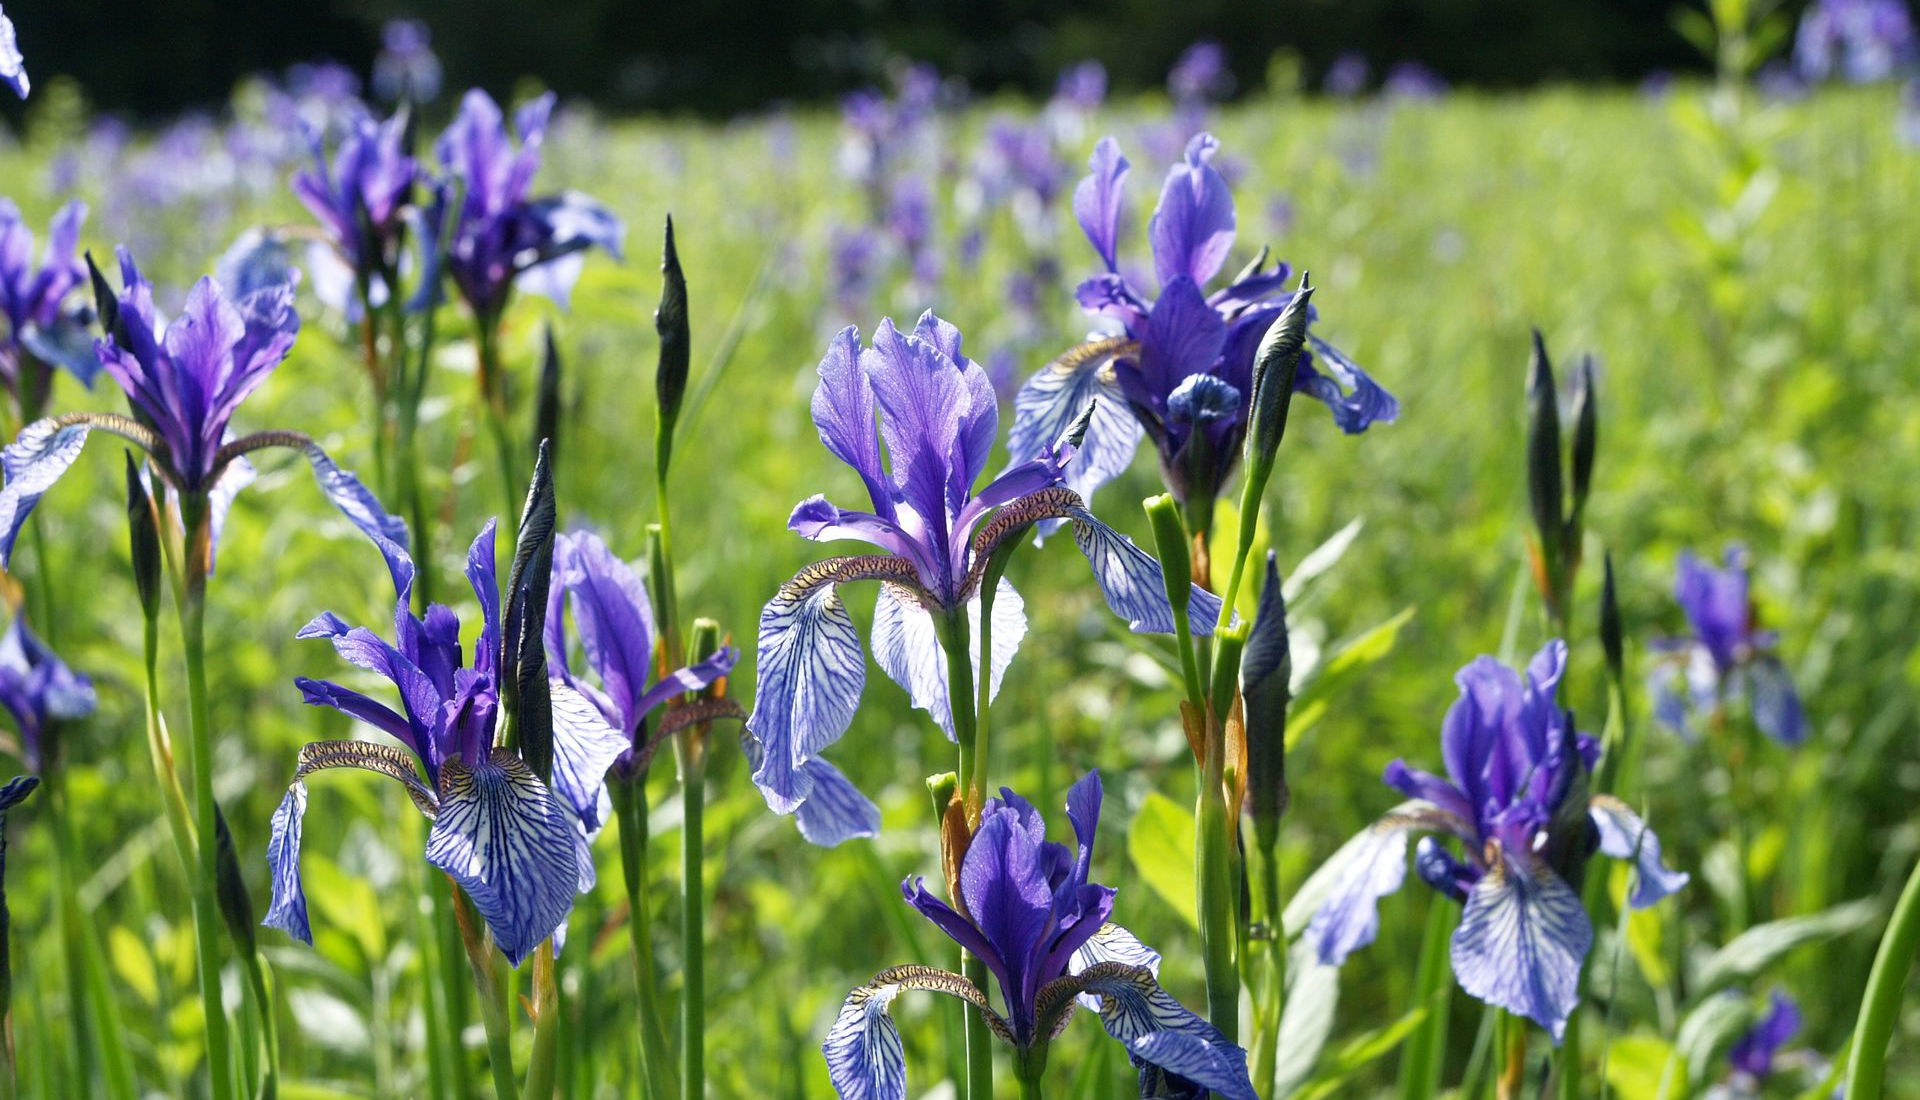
[
  {"xmin": 504, "ymin": 440, "xmax": 558, "ymax": 780},
  {"xmin": 655, "ymin": 215, "xmax": 690, "ymax": 477},
  {"xmin": 1244, "ymin": 274, "xmax": 1312, "ymax": 478},
  {"xmin": 1241, "ymin": 552, "xmax": 1291, "ymax": 841}
]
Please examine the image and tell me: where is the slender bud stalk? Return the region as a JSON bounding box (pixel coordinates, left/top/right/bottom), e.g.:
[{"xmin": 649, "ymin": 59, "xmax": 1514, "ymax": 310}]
[{"xmin": 611, "ymin": 775, "xmax": 678, "ymax": 1100}]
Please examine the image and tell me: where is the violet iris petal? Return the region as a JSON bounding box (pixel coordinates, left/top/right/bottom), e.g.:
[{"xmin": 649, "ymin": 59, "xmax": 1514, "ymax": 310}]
[{"xmin": 1654, "ymin": 548, "xmax": 1806, "ymax": 745}]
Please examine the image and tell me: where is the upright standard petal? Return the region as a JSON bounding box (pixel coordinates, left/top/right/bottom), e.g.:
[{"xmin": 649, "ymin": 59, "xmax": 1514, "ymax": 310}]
[
  {"xmin": 960, "ymin": 798, "xmax": 1057, "ymax": 1017},
  {"xmin": 425, "ymin": 748, "xmax": 582, "ymax": 967},
  {"xmin": 550, "ymin": 530, "xmax": 654, "ymax": 729},
  {"xmin": 1073, "ymin": 138, "xmax": 1130, "ymax": 273},
  {"xmin": 744, "ymin": 561, "xmax": 886, "ymax": 813},
  {"xmin": 1133, "ymin": 276, "xmax": 1227, "ymax": 405},
  {"xmin": 863, "ymin": 316, "xmax": 973, "ymax": 540},
  {"xmin": 1450, "ymin": 851, "xmax": 1592, "ymax": 1042},
  {"xmin": 262, "ymin": 783, "xmax": 312, "ymax": 944},
  {"xmin": 812, "ymin": 326, "xmax": 894, "ymax": 516},
  {"xmin": 0, "ymin": 419, "xmax": 87, "ymax": 565},
  {"xmin": 1588, "ymin": 795, "xmax": 1690, "ymax": 908},
  {"xmin": 869, "ymin": 578, "xmax": 1026, "ymax": 739},
  {"xmin": 1148, "ymin": 133, "xmax": 1235, "ymax": 288}
]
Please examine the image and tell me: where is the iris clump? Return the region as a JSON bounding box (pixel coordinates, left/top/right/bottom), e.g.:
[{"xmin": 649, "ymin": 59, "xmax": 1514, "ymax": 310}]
[
  {"xmin": 824, "ymin": 772, "xmax": 1257, "ymax": 1100},
  {"xmin": 265, "ymin": 518, "xmax": 597, "ymax": 965},
  {"xmin": 1307, "ymin": 640, "xmax": 1689, "ymax": 1038},
  {"xmin": 291, "ymin": 110, "xmax": 418, "ymax": 310},
  {"xmin": 744, "ymin": 310, "xmax": 1221, "ymax": 843},
  {"xmin": 1650, "ymin": 547, "xmax": 1806, "ymax": 745},
  {"xmin": 1011, "ymin": 132, "xmax": 1396, "ymax": 520},
  {"xmin": 0, "ymin": 199, "xmax": 98, "ymax": 420}
]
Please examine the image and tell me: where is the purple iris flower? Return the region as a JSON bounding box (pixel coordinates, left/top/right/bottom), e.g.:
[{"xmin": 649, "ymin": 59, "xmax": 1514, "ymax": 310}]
[
  {"xmin": 0, "ymin": 199, "xmax": 99, "ymax": 405},
  {"xmin": 291, "ymin": 112, "xmax": 417, "ymax": 292},
  {"xmin": 543, "ymin": 529, "xmax": 739, "ymax": 831},
  {"xmin": 1651, "ymin": 548, "xmax": 1805, "ymax": 745},
  {"xmin": 1728, "ymin": 990, "xmax": 1802, "ymax": 1083},
  {"xmin": 1324, "ymin": 52, "xmax": 1371, "ymax": 98},
  {"xmin": 1796, "ymin": 0, "xmax": 1918, "ymax": 83},
  {"xmin": 266, "ymin": 519, "xmax": 599, "ymax": 966},
  {"xmin": 1053, "ymin": 60, "xmax": 1108, "ymax": 113},
  {"xmin": 429, "ymin": 89, "xmax": 625, "ymax": 320},
  {"xmin": 1169, "ymin": 41, "xmax": 1233, "ymax": 105},
  {"xmin": 824, "ymin": 772, "xmax": 1256, "ymax": 1100},
  {"xmin": 1383, "ymin": 62, "xmax": 1449, "ymax": 101},
  {"xmin": 744, "ymin": 313, "xmax": 1222, "ymax": 844},
  {"xmin": 1307, "ymin": 641, "xmax": 1689, "ymax": 1039},
  {"xmin": 374, "ymin": 19, "xmax": 443, "ymax": 103},
  {"xmin": 1012, "ymin": 133, "xmax": 1396, "ymax": 511},
  {"xmin": 0, "ymin": 616, "xmax": 93, "ymax": 774},
  {"xmin": 0, "ymin": 249, "xmax": 405, "ymax": 573},
  {"xmin": 0, "ymin": 5, "xmax": 25, "ymax": 99}
]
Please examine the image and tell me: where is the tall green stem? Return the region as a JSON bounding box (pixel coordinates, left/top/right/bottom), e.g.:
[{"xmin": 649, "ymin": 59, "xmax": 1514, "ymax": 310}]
[
  {"xmin": 1397, "ymin": 898, "xmax": 1456, "ymax": 1100},
  {"xmin": 1196, "ymin": 750, "xmax": 1238, "ymax": 1041},
  {"xmin": 474, "ymin": 317, "xmax": 522, "ymax": 522},
  {"xmin": 178, "ymin": 499, "xmax": 235, "ymax": 1100},
  {"xmin": 46, "ymin": 768, "xmax": 137, "ymax": 1100},
  {"xmin": 452, "ymin": 882, "xmax": 520, "ymax": 1100},
  {"xmin": 939, "ymin": 611, "xmax": 994, "ymax": 1100},
  {"xmin": 1844, "ymin": 853, "xmax": 1920, "ymax": 1100},
  {"xmin": 1245, "ymin": 822, "xmax": 1286, "ymax": 1095},
  {"xmin": 614, "ymin": 776, "xmax": 678, "ymax": 1100},
  {"xmin": 677, "ymin": 744, "xmax": 707, "ymax": 1100}
]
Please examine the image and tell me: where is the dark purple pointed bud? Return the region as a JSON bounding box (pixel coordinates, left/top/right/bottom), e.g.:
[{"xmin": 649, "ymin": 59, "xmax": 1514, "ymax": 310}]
[
  {"xmin": 213, "ymin": 801, "xmax": 258, "ymax": 957},
  {"xmin": 1569, "ymin": 355, "xmax": 1597, "ymax": 521},
  {"xmin": 655, "ymin": 215, "xmax": 689, "ymax": 477},
  {"xmin": 535, "ymin": 323, "xmax": 562, "ymax": 472},
  {"xmin": 124, "ymin": 451, "xmax": 161, "ymax": 621},
  {"xmin": 503, "ymin": 440, "xmax": 558, "ymax": 781},
  {"xmin": 86, "ymin": 251, "xmax": 119, "ymax": 343},
  {"xmin": 1525, "ymin": 329, "xmax": 1564, "ymax": 566},
  {"xmin": 1242, "ymin": 552, "xmax": 1291, "ymax": 839}
]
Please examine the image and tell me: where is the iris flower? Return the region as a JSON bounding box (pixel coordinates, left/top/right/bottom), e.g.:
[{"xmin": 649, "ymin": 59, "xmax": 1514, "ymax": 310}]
[
  {"xmin": 0, "ymin": 198, "xmax": 98, "ymax": 415},
  {"xmin": 824, "ymin": 772, "xmax": 1256, "ymax": 1100},
  {"xmin": 744, "ymin": 311, "xmax": 1221, "ymax": 845},
  {"xmin": 265, "ymin": 519, "xmax": 608, "ymax": 965},
  {"xmin": 1795, "ymin": 0, "xmax": 1917, "ymax": 83},
  {"xmin": 543, "ymin": 528, "xmax": 740, "ymax": 832},
  {"xmin": 1727, "ymin": 991, "xmax": 1802, "ymax": 1086},
  {"xmin": 0, "ymin": 615, "xmax": 93, "ymax": 775},
  {"xmin": 1306, "ymin": 640, "xmax": 1688, "ymax": 1039},
  {"xmin": 292, "ymin": 111, "xmax": 418, "ymax": 299},
  {"xmin": 429, "ymin": 89, "xmax": 625, "ymax": 321},
  {"xmin": 1650, "ymin": 548, "xmax": 1805, "ymax": 745},
  {"xmin": 1011, "ymin": 133, "xmax": 1397, "ymax": 513},
  {"xmin": 0, "ymin": 250, "xmax": 405, "ymax": 573}
]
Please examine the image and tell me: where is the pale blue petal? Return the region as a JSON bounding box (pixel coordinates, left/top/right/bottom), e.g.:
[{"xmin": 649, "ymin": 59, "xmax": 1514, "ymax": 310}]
[
  {"xmin": 550, "ymin": 679, "xmax": 631, "ymax": 836},
  {"xmin": 1007, "ymin": 342, "xmax": 1143, "ymax": 507},
  {"xmin": 305, "ymin": 443, "xmax": 414, "ymax": 599},
  {"xmin": 1070, "ymin": 922, "xmax": 1162, "ymax": 1010},
  {"xmin": 1074, "ymin": 964, "xmax": 1256, "ymax": 1100},
  {"xmin": 1068, "ymin": 510, "xmax": 1223, "ymax": 635},
  {"xmin": 744, "ymin": 571, "xmax": 866, "ymax": 814},
  {"xmin": 0, "ymin": 419, "xmax": 87, "ymax": 565},
  {"xmin": 1307, "ymin": 815, "xmax": 1422, "ymax": 966},
  {"xmin": 425, "ymin": 749, "xmax": 582, "ymax": 968},
  {"xmin": 1451, "ymin": 853, "xmax": 1592, "ymax": 1042},
  {"xmin": 1746, "ymin": 656, "xmax": 1806, "ymax": 746},
  {"xmin": 794, "ymin": 757, "xmax": 882, "ymax": 847},
  {"xmin": 1588, "ymin": 795, "xmax": 1689, "ymax": 909},
  {"xmin": 822, "ymin": 980, "xmax": 908, "ymax": 1100},
  {"xmin": 262, "ymin": 782, "xmax": 312, "ymax": 944},
  {"xmin": 869, "ymin": 578, "xmax": 1025, "ymax": 740}
]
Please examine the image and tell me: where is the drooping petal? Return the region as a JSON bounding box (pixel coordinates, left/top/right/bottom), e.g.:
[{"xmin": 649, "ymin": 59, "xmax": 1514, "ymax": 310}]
[
  {"xmin": 1073, "ymin": 137, "xmax": 1130, "ymax": 272},
  {"xmin": 822, "ymin": 966, "xmax": 1005, "ymax": 1100},
  {"xmin": 869, "ymin": 578, "xmax": 1025, "ymax": 740},
  {"xmin": 550, "ymin": 530, "xmax": 653, "ymax": 729},
  {"xmin": 202, "ymin": 453, "xmax": 255, "ymax": 574},
  {"xmin": 744, "ymin": 562, "xmax": 882, "ymax": 814},
  {"xmin": 0, "ymin": 418, "xmax": 88, "ymax": 565},
  {"xmin": 1588, "ymin": 795, "xmax": 1689, "ymax": 908},
  {"xmin": 1067, "ymin": 509, "xmax": 1223, "ymax": 635},
  {"xmin": 425, "ymin": 748, "xmax": 582, "ymax": 967},
  {"xmin": 1451, "ymin": 850, "xmax": 1593, "ymax": 1042},
  {"xmin": 1069, "ymin": 922, "xmax": 1162, "ymax": 1010},
  {"xmin": 550, "ymin": 679, "xmax": 631, "ymax": 835},
  {"xmin": 262, "ymin": 783, "xmax": 312, "ymax": 944},
  {"xmin": 1007, "ymin": 337, "xmax": 1143, "ymax": 504},
  {"xmin": 1305, "ymin": 812, "xmax": 1448, "ymax": 966},
  {"xmin": 1293, "ymin": 336, "xmax": 1400, "ymax": 433},
  {"xmin": 1746, "ymin": 655, "xmax": 1806, "ymax": 745},
  {"xmin": 792, "ymin": 757, "xmax": 882, "ymax": 847},
  {"xmin": 305, "ymin": 443, "xmax": 414, "ymax": 598},
  {"xmin": 1064, "ymin": 962, "xmax": 1256, "ymax": 1100},
  {"xmin": 1148, "ymin": 132, "xmax": 1236, "ymax": 288}
]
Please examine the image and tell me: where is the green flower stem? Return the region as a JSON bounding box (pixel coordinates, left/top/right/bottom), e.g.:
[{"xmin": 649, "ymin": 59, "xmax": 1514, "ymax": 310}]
[
  {"xmin": 1397, "ymin": 897, "xmax": 1456, "ymax": 1100},
  {"xmin": 1496, "ymin": 1010, "xmax": 1526, "ymax": 1100},
  {"xmin": 1015, "ymin": 1041, "xmax": 1049, "ymax": 1100},
  {"xmin": 177, "ymin": 498, "xmax": 237, "ymax": 1100},
  {"xmin": 613, "ymin": 775, "xmax": 678, "ymax": 1100},
  {"xmin": 46, "ymin": 768, "xmax": 137, "ymax": 1100},
  {"xmin": 1196, "ymin": 751, "xmax": 1238, "ymax": 1041},
  {"xmin": 676, "ymin": 740, "xmax": 707, "ymax": 1100},
  {"xmin": 1844, "ymin": 851, "xmax": 1920, "ymax": 1100},
  {"xmin": 1244, "ymin": 822, "xmax": 1286, "ymax": 1096},
  {"xmin": 428, "ymin": 883, "xmax": 473, "ymax": 1100},
  {"xmin": 451, "ymin": 880, "xmax": 520, "ymax": 1100},
  {"xmin": 474, "ymin": 316, "xmax": 523, "ymax": 523},
  {"xmin": 522, "ymin": 943, "xmax": 561, "ymax": 1100},
  {"xmin": 939, "ymin": 610, "xmax": 994, "ymax": 1100}
]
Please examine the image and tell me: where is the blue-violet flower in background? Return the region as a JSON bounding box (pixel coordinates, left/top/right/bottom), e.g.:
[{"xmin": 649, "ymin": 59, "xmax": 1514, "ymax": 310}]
[
  {"xmin": 0, "ymin": 198, "xmax": 99, "ymax": 412},
  {"xmin": 1651, "ymin": 548, "xmax": 1805, "ymax": 745},
  {"xmin": 0, "ymin": 615, "xmax": 93, "ymax": 775},
  {"xmin": 744, "ymin": 311, "xmax": 1221, "ymax": 845},
  {"xmin": 824, "ymin": 772, "xmax": 1256, "ymax": 1100},
  {"xmin": 0, "ymin": 5, "xmax": 25, "ymax": 99},
  {"xmin": 1011, "ymin": 132, "xmax": 1396, "ymax": 512},
  {"xmin": 1306, "ymin": 640, "xmax": 1688, "ymax": 1039}
]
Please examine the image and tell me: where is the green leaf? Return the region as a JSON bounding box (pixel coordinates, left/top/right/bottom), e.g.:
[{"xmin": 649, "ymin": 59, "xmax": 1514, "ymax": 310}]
[
  {"xmin": 1691, "ymin": 898, "xmax": 1880, "ymax": 999},
  {"xmin": 1291, "ymin": 1003, "xmax": 1427, "ymax": 1100},
  {"xmin": 1288, "ymin": 607, "xmax": 1417, "ymax": 745},
  {"xmin": 1283, "ymin": 517, "xmax": 1364, "ymax": 603},
  {"xmin": 1126, "ymin": 790, "xmax": 1199, "ymax": 930},
  {"xmin": 1602, "ymin": 1034, "xmax": 1674, "ymax": 1099},
  {"xmin": 107, "ymin": 926, "xmax": 159, "ymax": 1006},
  {"xmin": 1272, "ymin": 948, "xmax": 1341, "ymax": 1097}
]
